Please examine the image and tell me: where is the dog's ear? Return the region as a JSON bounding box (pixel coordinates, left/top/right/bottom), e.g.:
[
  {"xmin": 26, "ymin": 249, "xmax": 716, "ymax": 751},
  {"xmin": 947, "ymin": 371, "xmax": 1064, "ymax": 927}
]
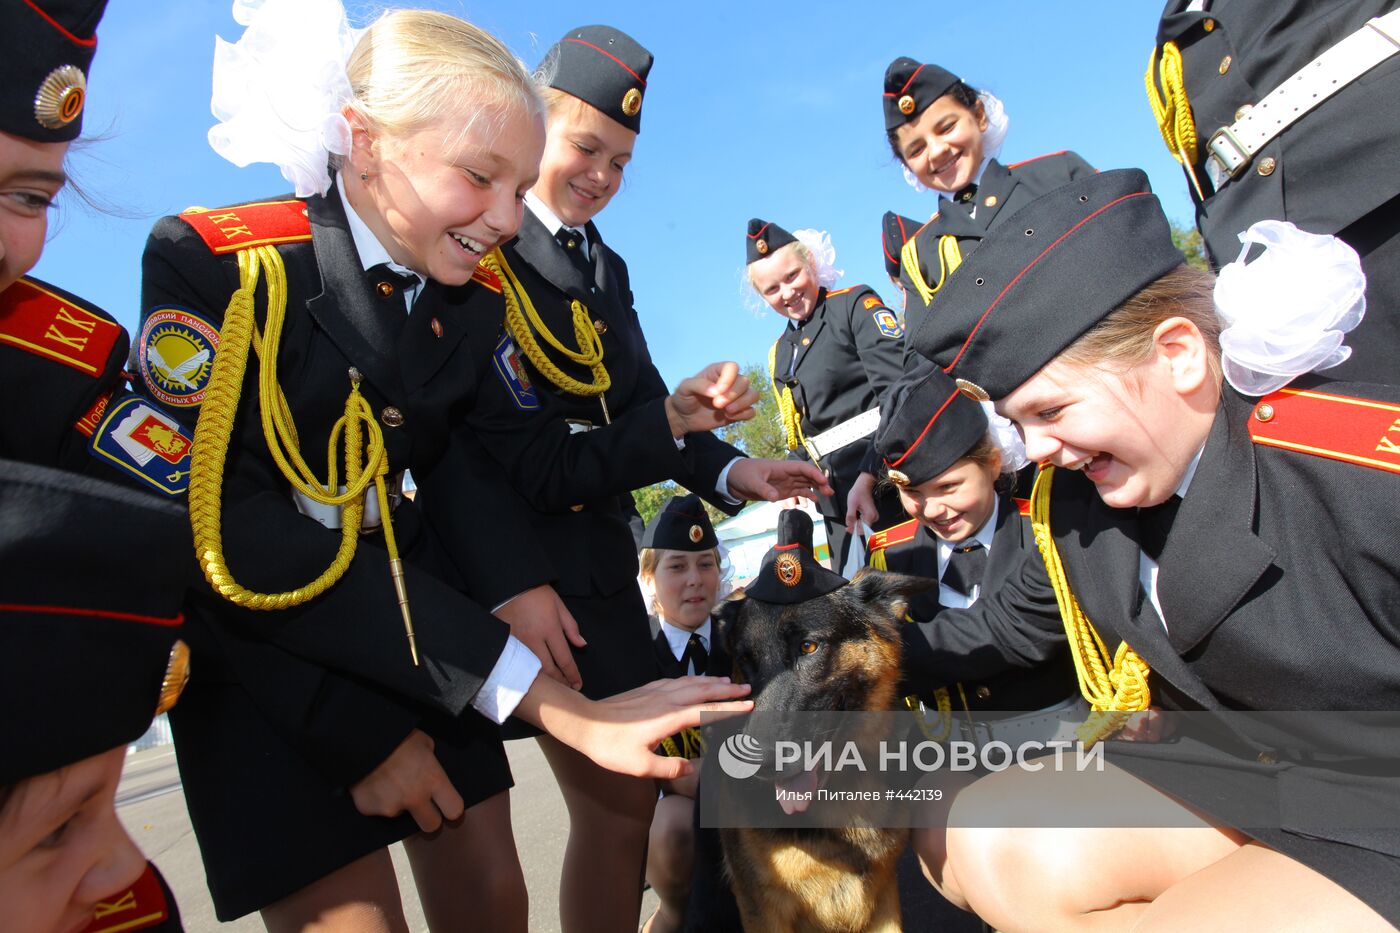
[
  {"xmin": 713, "ymin": 587, "xmax": 747, "ymax": 655},
  {"xmin": 846, "ymin": 570, "xmax": 939, "ymax": 621}
]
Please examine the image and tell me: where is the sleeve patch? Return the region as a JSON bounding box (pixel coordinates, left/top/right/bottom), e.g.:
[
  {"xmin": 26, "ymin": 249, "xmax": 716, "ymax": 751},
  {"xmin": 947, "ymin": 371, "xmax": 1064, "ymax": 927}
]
[
  {"xmin": 492, "ymin": 334, "xmax": 540, "ymax": 410},
  {"xmin": 89, "ymin": 395, "xmax": 192, "ymax": 496},
  {"xmin": 0, "ymin": 278, "xmax": 122, "ymax": 377},
  {"xmin": 138, "ymin": 306, "xmax": 220, "ymax": 409},
  {"xmin": 873, "ymin": 309, "xmax": 904, "ymax": 338},
  {"xmin": 1248, "ymin": 388, "xmax": 1400, "ymax": 474},
  {"xmin": 179, "ymin": 199, "xmax": 312, "ymax": 254}
]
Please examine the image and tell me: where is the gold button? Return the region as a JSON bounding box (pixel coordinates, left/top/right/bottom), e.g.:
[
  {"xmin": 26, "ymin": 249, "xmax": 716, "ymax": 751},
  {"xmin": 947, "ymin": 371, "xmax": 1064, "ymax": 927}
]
[
  {"xmin": 593, "ymin": 318, "xmax": 608, "ymax": 335},
  {"xmin": 983, "ymin": 195, "xmax": 998, "ymax": 207},
  {"xmin": 570, "ymin": 504, "xmax": 585, "ymax": 512},
  {"xmin": 1257, "ymin": 157, "xmax": 1277, "ymax": 177},
  {"xmin": 1219, "ymin": 54, "xmax": 1232, "ymax": 75},
  {"xmin": 1235, "ymin": 103, "xmax": 1253, "ymax": 121},
  {"xmin": 1257, "ymin": 751, "xmax": 1278, "ymax": 766},
  {"xmin": 974, "ymin": 685, "xmax": 992, "ymax": 700},
  {"xmin": 801, "ymin": 337, "xmax": 811, "ymax": 346},
  {"xmin": 430, "ymin": 317, "xmax": 444, "ymax": 338},
  {"xmin": 1254, "ymin": 403, "xmax": 1275, "ymax": 422},
  {"xmin": 376, "ymin": 281, "xmax": 395, "ymax": 297},
  {"xmin": 1203, "ymin": 17, "xmax": 1215, "ymax": 32},
  {"xmin": 381, "ymin": 406, "xmax": 404, "ymax": 428}
]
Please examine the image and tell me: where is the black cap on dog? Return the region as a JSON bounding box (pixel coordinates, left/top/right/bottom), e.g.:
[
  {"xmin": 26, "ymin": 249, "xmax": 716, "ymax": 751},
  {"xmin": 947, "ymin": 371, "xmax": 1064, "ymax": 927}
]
[
  {"xmin": 883, "ymin": 57, "xmax": 959, "ymax": 131},
  {"xmin": 540, "ymin": 25, "xmax": 653, "ymax": 133},
  {"xmin": 0, "ymin": 0, "xmax": 108, "ymax": 143},
  {"xmin": 908, "ymin": 169, "xmax": 1186, "ymax": 400},
  {"xmin": 744, "ymin": 510, "xmax": 847, "ymax": 604},
  {"xmin": 875, "ymin": 367, "xmax": 989, "ymax": 488},
  {"xmin": 882, "ymin": 211, "xmax": 918, "ymax": 278},
  {"xmin": 0, "ymin": 460, "xmax": 188, "ymax": 784},
  {"xmin": 746, "ymin": 218, "xmax": 797, "ymax": 265},
  {"xmin": 641, "ymin": 493, "xmax": 717, "ymax": 551}
]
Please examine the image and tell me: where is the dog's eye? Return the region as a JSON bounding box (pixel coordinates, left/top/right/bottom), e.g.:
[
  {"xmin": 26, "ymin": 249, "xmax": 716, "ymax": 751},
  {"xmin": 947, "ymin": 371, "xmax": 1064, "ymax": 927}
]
[{"xmin": 799, "ymin": 640, "xmax": 819, "ymax": 655}]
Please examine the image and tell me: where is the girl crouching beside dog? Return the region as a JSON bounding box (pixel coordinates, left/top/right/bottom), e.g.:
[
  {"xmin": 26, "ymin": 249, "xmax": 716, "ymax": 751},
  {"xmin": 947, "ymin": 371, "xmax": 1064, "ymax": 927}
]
[
  {"xmin": 901, "ymin": 168, "xmax": 1399, "ymax": 931},
  {"xmin": 636, "ymin": 495, "xmax": 729, "ymax": 933}
]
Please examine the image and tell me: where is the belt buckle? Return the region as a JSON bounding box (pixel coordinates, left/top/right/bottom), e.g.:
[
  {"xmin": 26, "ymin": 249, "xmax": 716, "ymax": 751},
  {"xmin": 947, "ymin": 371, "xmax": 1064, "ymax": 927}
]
[
  {"xmin": 802, "ymin": 438, "xmax": 825, "ymax": 469},
  {"xmin": 1206, "ymin": 125, "xmax": 1251, "ymax": 182}
]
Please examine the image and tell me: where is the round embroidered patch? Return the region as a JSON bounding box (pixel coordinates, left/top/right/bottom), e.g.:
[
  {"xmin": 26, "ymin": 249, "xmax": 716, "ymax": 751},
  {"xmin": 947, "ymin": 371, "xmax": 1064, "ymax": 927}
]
[{"xmin": 139, "ymin": 307, "xmax": 220, "ymax": 408}]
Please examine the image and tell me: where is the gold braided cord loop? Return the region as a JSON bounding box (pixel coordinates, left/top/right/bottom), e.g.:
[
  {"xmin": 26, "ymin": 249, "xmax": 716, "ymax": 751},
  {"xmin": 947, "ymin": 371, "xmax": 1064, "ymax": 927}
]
[
  {"xmin": 767, "ymin": 338, "xmax": 806, "ymax": 453},
  {"xmin": 1029, "ymin": 467, "xmax": 1152, "ymax": 745},
  {"xmin": 482, "ymin": 248, "xmax": 610, "ymax": 398},
  {"xmin": 1146, "ymin": 42, "xmax": 1206, "ymax": 199},
  {"xmin": 660, "ymin": 726, "xmax": 707, "ymax": 759},
  {"xmin": 900, "ymin": 233, "xmax": 963, "ymax": 309},
  {"xmin": 188, "ymin": 244, "xmax": 400, "ymax": 612}
]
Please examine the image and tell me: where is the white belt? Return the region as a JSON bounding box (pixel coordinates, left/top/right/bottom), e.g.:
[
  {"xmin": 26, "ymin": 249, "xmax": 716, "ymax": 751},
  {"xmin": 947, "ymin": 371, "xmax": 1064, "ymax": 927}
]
[
  {"xmin": 803, "ymin": 408, "xmax": 881, "ymax": 464},
  {"xmin": 956, "ymin": 695, "xmax": 1090, "ymax": 748},
  {"xmin": 1205, "ymin": 8, "xmax": 1400, "ymax": 190},
  {"xmin": 293, "ymin": 472, "xmax": 404, "ymax": 532}
]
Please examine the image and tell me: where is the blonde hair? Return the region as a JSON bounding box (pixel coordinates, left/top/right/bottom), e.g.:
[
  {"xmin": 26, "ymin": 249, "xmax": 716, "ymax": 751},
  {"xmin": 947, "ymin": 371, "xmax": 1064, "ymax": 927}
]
[
  {"xmin": 343, "ymin": 10, "xmax": 542, "ymax": 147},
  {"xmin": 537, "ymin": 85, "xmax": 594, "ymax": 123},
  {"xmin": 1058, "ymin": 264, "xmax": 1223, "ymax": 382}
]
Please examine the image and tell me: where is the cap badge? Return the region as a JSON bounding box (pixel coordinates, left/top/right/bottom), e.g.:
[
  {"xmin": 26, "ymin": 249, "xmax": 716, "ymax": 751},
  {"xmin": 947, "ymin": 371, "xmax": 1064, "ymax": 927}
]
[
  {"xmin": 955, "ymin": 378, "xmax": 990, "ymax": 402},
  {"xmin": 155, "ymin": 640, "xmax": 191, "ymax": 715},
  {"xmin": 897, "ymin": 94, "xmax": 916, "ymax": 116},
  {"xmin": 886, "ymin": 468, "xmax": 910, "ymax": 487},
  {"xmin": 755, "ymin": 238, "xmax": 769, "ymax": 255},
  {"xmin": 622, "ymin": 87, "xmax": 642, "ymax": 117},
  {"xmin": 775, "ymin": 552, "xmax": 803, "ymax": 587},
  {"xmin": 34, "ymin": 64, "xmax": 86, "ymax": 130},
  {"xmin": 689, "ymin": 524, "xmax": 704, "ymax": 543}
]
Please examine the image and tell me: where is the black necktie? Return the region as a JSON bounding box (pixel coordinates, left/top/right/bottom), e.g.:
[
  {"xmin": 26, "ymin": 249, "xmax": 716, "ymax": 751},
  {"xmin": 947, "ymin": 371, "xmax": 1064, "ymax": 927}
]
[
  {"xmin": 954, "ymin": 182, "xmax": 978, "ymax": 205},
  {"xmin": 681, "ymin": 633, "xmax": 708, "ymax": 675},
  {"xmin": 1137, "ymin": 495, "xmax": 1182, "ymax": 561},
  {"xmin": 942, "ymin": 542, "xmax": 986, "ymax": 598},
  {"xmin": 555, "ymin": 226, "xmax": 594, "ymax": 280}
]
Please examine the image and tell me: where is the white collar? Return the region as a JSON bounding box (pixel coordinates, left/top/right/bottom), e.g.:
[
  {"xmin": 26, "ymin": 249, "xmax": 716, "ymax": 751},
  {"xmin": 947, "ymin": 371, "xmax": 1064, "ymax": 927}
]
[
  {"xmin": 1175, "ymin": 444, "xmax": 1206, "ymax": 500},
  {"xmin": 525, "ymin": 190, "xmax": 592, "ymax": 255},
  {"xmin": 935, "ymin": 497, "xmax": 999, "ymax": 576},
  {"xmin": 660, "ymin": 617, "xmax": 712, "ymax": 664},
  {"xmin": 335, "ymin": 173, "xmax": 425, "ymax": 287}
]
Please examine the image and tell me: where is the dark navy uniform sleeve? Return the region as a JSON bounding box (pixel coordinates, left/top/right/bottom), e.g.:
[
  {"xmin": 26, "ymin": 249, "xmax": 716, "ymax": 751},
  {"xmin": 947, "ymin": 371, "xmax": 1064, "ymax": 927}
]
[{"xmin": 841, "ymin": 285, "xmax": 906, "ymax": 404}]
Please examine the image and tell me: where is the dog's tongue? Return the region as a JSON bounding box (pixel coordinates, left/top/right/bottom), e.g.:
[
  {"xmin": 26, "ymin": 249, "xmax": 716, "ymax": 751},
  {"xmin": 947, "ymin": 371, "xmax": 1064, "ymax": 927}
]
[{"xmin": 775, "ymin": 769, "xmax": 818, "ymax": 815}]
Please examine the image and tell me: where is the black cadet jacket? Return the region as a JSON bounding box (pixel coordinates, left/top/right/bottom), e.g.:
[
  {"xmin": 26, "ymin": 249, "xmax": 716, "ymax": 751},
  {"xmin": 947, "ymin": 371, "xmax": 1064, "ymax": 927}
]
[
  {"xmin": 770, "ymin": 284, "xmax": 904, "ymax": 519},
  {"xmin": 137, "ymin": 189, "xmax": 580, "ymax": 784},
  {"xmin": 900, "ymin": 153, "xmax": 1095, "ymax": 364},
  {"xmin": 650, "ymin": 614, "xmax": 732, "ymax": 681},
  {"xmin": 452, "ymin": 211, "xmax": 745, "ymax": 598},
  {"xmin": 871, "ymin": 494, "xmax": 1075, "ymax": 712}
]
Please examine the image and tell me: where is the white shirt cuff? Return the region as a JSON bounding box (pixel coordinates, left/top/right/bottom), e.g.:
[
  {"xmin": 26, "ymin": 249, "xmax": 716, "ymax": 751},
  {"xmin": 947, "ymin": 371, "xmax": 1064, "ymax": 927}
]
[
  {"xmin": 715, "ymin": 456, "xmax": 745, "ymax": 505},
  {"xmin": 471, "ymin": 634, "xmax": 542, "ymax": 724}
]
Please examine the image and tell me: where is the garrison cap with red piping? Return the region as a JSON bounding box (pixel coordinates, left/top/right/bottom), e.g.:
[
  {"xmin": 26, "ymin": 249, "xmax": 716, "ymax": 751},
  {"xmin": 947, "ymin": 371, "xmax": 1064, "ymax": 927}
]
[
  {"xmin": 907, "ymin": 169, "xmax": 1187, "ymax": 400},
  {"xmin": 1, "ymin": 0, "xmax": 107, "ymax": 142},
  {"xmin": 882, "ymin": 211, "xmax": 919, "ymax": 278},
  {"xmin": 882, "ymin": 57, "xmax": 959, "ymax": 130},
  {"xmin": 540, "ymin": 25, "xmax": 654, "ymax": 133},
  {"xmin": 641, "ymin": 493, "xmax": 718, "ymax": 551},
  {"xmin": 743, "ymin": 509, "xmax": 848, "ymax": 604},
  {"xmin": 746, "ymin": 217, "xmax": 797, "ymax": 265},
  {"xmin": 875, "ymin": 364, "xmax": 989, "ymax": 487}
]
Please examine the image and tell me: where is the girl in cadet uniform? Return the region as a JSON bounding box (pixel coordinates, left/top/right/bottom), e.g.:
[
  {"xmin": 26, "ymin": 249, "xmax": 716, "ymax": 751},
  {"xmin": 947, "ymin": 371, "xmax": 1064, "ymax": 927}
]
[
  {"xmin": 438, "ymin": 27, "xmax": 827, "ymax": 932},
  {"xmin": 900, "ymin": 168, "xmax": 1400, "ymax": 931},
  {"xmin": 746, "ymin": 218, "xmax": 908, "ymax": 576},
  {"xmin": 135, "ymin": 6, "xmax": 752, "ymax": 931},
  {"xmin": 635, "ymin": 495, "xmax": 729, "ymax": 933}
]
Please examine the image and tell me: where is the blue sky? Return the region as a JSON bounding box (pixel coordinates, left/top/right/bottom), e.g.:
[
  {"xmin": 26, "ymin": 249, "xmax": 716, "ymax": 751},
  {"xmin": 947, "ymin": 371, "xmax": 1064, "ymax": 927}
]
[{"xmin": 35, "ymin": 0, "xmax": 1193, "ymax": 388}]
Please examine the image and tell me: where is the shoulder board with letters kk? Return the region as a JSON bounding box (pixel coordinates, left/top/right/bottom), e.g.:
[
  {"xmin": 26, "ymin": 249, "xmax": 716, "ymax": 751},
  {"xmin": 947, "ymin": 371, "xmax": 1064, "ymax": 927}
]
[
  {"xmin": 0, "ymin": 277, "xmax": 122, "ymax": 378},
  {"xmin": 80, "ymin": 861, "xmax": 177, "ymax": 933},
  {"xmin": 1015, "ymin": 497, "xmax": 1032, "ymax": 517},
  {"xmin": 88, "ymin": 394, "xmax": 193, "ymax": 496},
  {"xmin": 868, "ymin": 518, "xmax": 919, "ymax": 553},
  {"xmin": 179, "ymin": 199, "xmax": 312, "ymax": 254},
  {"xmin": 1248, "ymin": 387, "xmax": 1400, "ymax": 475}
]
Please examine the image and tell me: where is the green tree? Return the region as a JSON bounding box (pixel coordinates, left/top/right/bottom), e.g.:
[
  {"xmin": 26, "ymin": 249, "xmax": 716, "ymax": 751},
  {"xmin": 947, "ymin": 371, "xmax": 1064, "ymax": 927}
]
[{"xmin": 1170, "ymin": 219, "xmax": 1210, "ymax": 271}]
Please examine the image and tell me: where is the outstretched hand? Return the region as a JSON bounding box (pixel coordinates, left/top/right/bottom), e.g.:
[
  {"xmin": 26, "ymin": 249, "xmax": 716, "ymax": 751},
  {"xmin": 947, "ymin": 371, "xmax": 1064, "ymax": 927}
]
[
  {"xmin": 726, "ymin": 457, "xmax": 833, "ymax": 503},
  {"xmin": 844, "ymin": 471, "xmax": 880, "ymax": 534},
  {"xmin": 666, "ymin": 362, "xmax": 760, "ymax": 435}
]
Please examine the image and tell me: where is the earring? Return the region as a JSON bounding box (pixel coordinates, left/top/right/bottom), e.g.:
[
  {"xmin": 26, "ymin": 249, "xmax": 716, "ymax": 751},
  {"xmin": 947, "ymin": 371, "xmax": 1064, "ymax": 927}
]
[{"xmin": 360, "ymin": 170, "xmax": 368, "ymax": 182}]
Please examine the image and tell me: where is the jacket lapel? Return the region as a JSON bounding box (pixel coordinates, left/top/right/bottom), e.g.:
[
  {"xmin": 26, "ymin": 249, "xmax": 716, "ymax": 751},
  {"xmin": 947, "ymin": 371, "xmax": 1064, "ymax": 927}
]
[
  {"xmin": 972, "ymin": 160, "xmax": 1019, "ymax": 233},
  {"xmin": 650, "ymin": 615, "xmax": 685, "ymax": 678},
  {"xmin": 792, "ymin": 291, "xmax": 830, "ymax": 373},
  {"xmin": 585, "ymin": 222, "xmax": 627, "ymax": 320},
  {"xmin": 305, "ymin": 190, "xmax": 403, "ymax": 397},
  {"xmin": 399, "ymin": 279, "xmax": 471, "ymax": 391},
  {"xmin": 983, "ymin": 492, "xmax": 1028, "ymax": 590},
  {"xmin": 511, "ymin": 211, "xmax": 594, "ymax": 305}
]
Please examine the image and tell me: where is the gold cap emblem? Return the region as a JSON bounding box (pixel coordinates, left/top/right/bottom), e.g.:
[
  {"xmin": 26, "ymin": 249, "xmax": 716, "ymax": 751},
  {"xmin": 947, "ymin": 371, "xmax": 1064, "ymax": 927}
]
[
  {"xmin": 898, "ymin": 94, "xmax": 916, "ymax": 116},
  {"xmin": 755, "ymin": 238, "xmax": 769, "ymax": 255},
  {"xmin": 689, "ymin": 524, "xmax": 704, "ymax": 544},
  {"xmin": 622, "ymin": 87, "xmax": 642, "ymax": 117},
  {"xmin": 886, "ymin": 468, "xmax": 910, "ymax": 487},
  {"xmin": 955, "ymin": 378, "xmax": 990, "ymax": 402},
  {"xmin": 155, "ymin": 640, "xmax": 191, "ymax": 715},
  {"xmin": 34, "ymin": 64, "xmax": 86, "ymax": 130},
  {"xmin": 775, "ymin": 552, "xmax": 802, "ymax": 587}
]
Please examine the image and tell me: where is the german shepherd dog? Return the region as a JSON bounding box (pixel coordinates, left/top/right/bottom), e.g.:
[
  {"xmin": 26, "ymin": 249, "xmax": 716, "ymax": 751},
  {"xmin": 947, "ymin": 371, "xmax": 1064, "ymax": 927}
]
[{"xmin": 711, "ymin": 570, "xmax": 936, "ymax": 933}]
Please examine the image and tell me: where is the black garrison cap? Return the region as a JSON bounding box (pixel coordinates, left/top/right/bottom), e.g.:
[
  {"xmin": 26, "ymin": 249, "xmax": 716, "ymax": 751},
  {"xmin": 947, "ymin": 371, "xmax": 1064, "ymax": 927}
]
[
  {"xmin": 641, "ymin": 493, "xmax": 718, "ymax": 551},
  {"xmin": 875, "ymin": 366, "xmax": 990, "ymax": 488},
  {"xmin": 882, "ymin": 211, "xmax": 918, "ymax": 278},
  {"xmin": 746, "ymin": 218, "xmax": 798, "ymax": 265},
  {"xmin": 540, "ymin": 25, "xmax": 654, "ymax": 133},
  {"xmin": 744, "ymin": 510, "xmax": 847, "ymax": 604},
  {"xmin": 883, "ymin": 57, "xmax": 960, "ymax": 131},
  {"xmin": 1, "ymin": 0, "xmax": 108, "ymax": 143}
]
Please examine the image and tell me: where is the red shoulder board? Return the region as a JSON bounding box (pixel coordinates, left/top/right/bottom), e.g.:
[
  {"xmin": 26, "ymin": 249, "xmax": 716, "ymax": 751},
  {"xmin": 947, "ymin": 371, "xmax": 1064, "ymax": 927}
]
[
  {"xmin": 869, "ymin": 518, "xmax": 919, "ymax": 552},
  {"xmin": 1014, "ymin": 497, "xmax": 1032, "ymax": 517},
  {"xmin": 1006, "ymin": 151, "xmax": 1070, "ymax": 170},
  {"xmin": 80, "ymin": 862, "xmax": 173, "ymax": 932},
  {"xmin": 0, "ymin": 277, "xmax": 122, "ymax": 377},
  {"xmin": 471, "ymin": 264, "xmax": 502, "ymax": 293},
  {"xmin": 179, "ymin": 199, "xmax": 312, "ymax": 255},
  {"xmin": 1248, "ymin": 387, "xmax": 1400, "ymax": 475},
  {"xmin": 826, "ymin": 286, "xmax": 857, "ymax": 298}
]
